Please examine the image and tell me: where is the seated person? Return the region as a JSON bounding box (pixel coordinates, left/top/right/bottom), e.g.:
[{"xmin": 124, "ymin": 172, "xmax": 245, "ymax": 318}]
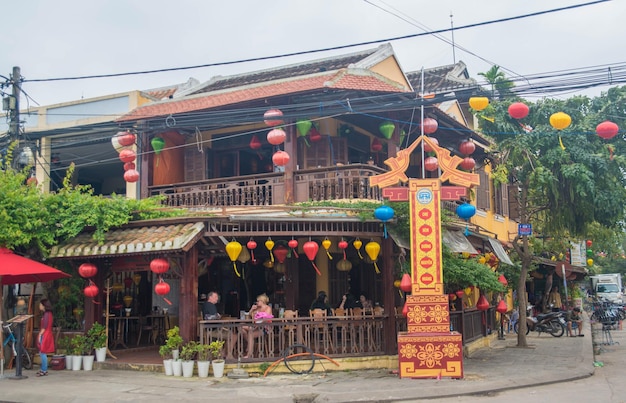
[
  {"xmin": 359, "ymin": 294, "xmax": 373, "ymax": 311},
  {"xmin": 229, "ymin": 293, "xmax": 273, "ymax": 358},
  {"xmin": 310, "ymin": 291, "xmax": 333, "ymax": 316},
  {"xmin": 202, "ymin": 291, "xmax": 221, "ymax": 320},
  {"xmin": 567, "ymin": 307, "xmax": 583, "ymax": 337},
  {"xmin": 337, "ymin": 292, "xmax": 360, "ymax": 310}
]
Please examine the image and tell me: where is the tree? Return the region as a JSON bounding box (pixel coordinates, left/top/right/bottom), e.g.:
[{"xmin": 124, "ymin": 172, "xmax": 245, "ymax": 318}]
[
  {"xmin": 478, "ymin": 65, "xmax": 514, "ymax": 100},
  {"xmin": 476, "ymin": 84, "xmax": 626, "ymax": 347}
]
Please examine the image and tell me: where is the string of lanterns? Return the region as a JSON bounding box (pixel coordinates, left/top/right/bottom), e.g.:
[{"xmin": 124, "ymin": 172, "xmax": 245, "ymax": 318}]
[{"xmin": 111, "ymin": 131, "xmax": 139, "ymax": 183}]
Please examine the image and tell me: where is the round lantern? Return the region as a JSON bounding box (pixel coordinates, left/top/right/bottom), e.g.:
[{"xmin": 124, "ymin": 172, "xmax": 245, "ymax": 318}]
[
  {"xmin": 116, "ymin": 131, "xmax": 136, "ymax": 147},
  {"xmin": 374, "ymin": 205, "xmax": 395, "ymax": 238},
  {"xmin": 267, "ymin": 128, "xmax": 287, "ymax": 145},
  {"xmin": 456, "ymin": 203, "xmax": 476, "ymax": 220},
  {"xmin": 422, "ymin": 118, "xmax": 438, "ymax": 135},
  {"xmin": 226, "ymin": 240, "xmax": 243, "ymax": 277},
  {"xmin": 123, "ymin": 162, "xmax": 135, "ymax": 171},
  {"xmin": 78, "ymin": 263, "xmax": 98, "ymax": 278},
  {"xmin": 274, "ymin": 244, "xmax": 289, "ymax": 264},
  {"xmin": 596, "ymin": 121, "xmax": 619, "ymax": 140},
  {"xmin": 336, "ymin": 259, "xmax": 352, "ymax": 272},
  {"xmin": 423, "ymin": 137, "xmax": 438, "ymax": 152},
  {"xmin": 124, "ymin": 169, "xmax": 140, "ymax": 183},
  {"xmin": 586, "ymin": 240, "xmax": 593, "ymax": 248},
  {"xmin": 587, "ymin": 258, "xmax": 594, "ymax": 266},
  {"xmin": 303, "ymin": 240, "xmax": 321, "ymax": 276},
  {"xmin": 265, "ymin": 238, "xmax": 275, "ymax": 262},
  {"xmin": 371, "ymin": 138, "xmax": 383, "ymax": 152},
  {"xmin": 508, "ymin": 102, "xmax": 529, "ymax": 119},
  {"xmin": 247, "ymin": 239, "xmax": 257, "ymax": 262},
  {"xmin": 469, "ymin": 97, "xmax": 489, "ymax": 111},
  {"xmin": 459, "ymin": 140, "xmax": 476, "ymax": 155},
  {"xmin": 249, "ymin": 135, "xmax": 262, "ymax": 150},
  {"xmin": 476, "ymin": 294, "xmax": 490, "ymax": 311},
  {"xmin": 394, "ymin": 280, "xmax": 401, "ymax": 289},
  {"xmin": 151, "ymin": 137, "xmax": 165, "ymax": 154},
  {"xmin": 111, "ymin": 134, "xmax": 133, "ymax": 153},
  {"xmin": 424, "ymin": 156, "xmax": 438, "ymax": 172},
  {"xmin": 379, "ymin": 121, "xmax": 395, "ymax": 139},
  {"xmin": 322, "ymin": 238, "xmax": 333, "ymax": 259},
  {"xmin": 84, "ymin": 282, "xmax": 99, "ymax": 299},
  {"xmin": 338, "ymin": 239, "xmax": 348, "ymax": 260},
  {"xmin": 455, "ymin": 290, "xmax": 464, "ymax": 299},
  {"xmin": 288, "ymin": 238, "xmax": 299, "ymax": 258},
  {"xmin": 150, "ymin": 258, "xmax": 170, "ymax": 274},
  {"xmin": 155, "ymin": 277, "xmax": 170, "ymax": 296},
  {"xmin": 549, "ymin": 112, "xmax": 572, "ymax": 131},
  {"xmin": 263, "ymin": 109, "xmax": 284, "ymax": 126},
  {"xmin": 459, "ymin": 157, "xmax": 475, "ymax": 171},
  {"xmin": 353, "ymin": 238, "xmax": 363, "ymax": 259},
  {"xmin": 365, "ymin": 241, "xmax": 381, "ymax": 274},
  {"xmin": 272, "ymin": 150, "xmax": 290, "ymax": 166},
  {"xmin": 119, "ymin": 149, "xmax": 136, "ymax": 163},
  {"xmin": 400, "ymin": 273, "xmax": 412, "ymax": 292},
  {"xmin": 309, "ymin": 127, "xmax": 322, "ymax": 142},
  {"xmin": 496, "ymin": 300, "xmax": 508, "ymax": 314}
]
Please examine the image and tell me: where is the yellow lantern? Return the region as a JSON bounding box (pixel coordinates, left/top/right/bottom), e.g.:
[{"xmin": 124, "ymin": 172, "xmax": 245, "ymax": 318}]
[
  {"xmin": 393, "ymin": 279, "xmax": 401, "ymax": 288},
  {"xmin": 133, "ymin": 273, "xmax": 141, "ymax": 286},
  {"xmin": 587, "ymin": 258, "xmax": 594, "ymax": 267},
  {"xmin": 353, "ymin": 238, "xmax": 363, "ymax": 259},
  {"xmin": 265, "ymin": 238, "xmax": 275, "ymax": 262},
  {"xmin": 464, "ymin": 287, "xmax": 473, "ymax": 296},
  {"xmin": 365, "ymin": 241, "xmax": 381, "ymax": 274},
  {"xmin": 322, "ymin": 238, "xmax": 333, "ymax": 260},
  {"xmin": 549, "ymin": 112, "xmax": 571, "ymax": 130},
  {"xmin": 226, "ymin": 240, "xmax": 243, "ymax": 277},
  {"xmin": 478, "ymin": 255, "xmax": 487, "ymax": 264},
  {"xmin": 469, "ymin": 97, "xmax": 489, "ymax": 111}
]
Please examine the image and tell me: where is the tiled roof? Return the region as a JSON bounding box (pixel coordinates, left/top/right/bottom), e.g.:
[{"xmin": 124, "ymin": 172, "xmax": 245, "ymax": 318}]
[
  {"xmin": 48, "ymin": 222, "xmax": 205, "ymax": 259},
  {"xmin": 406, "ymin": 61, "xmax": 477, "ymax": 95},
  {"xmin": 117, "ymin": 69, "xmax": 408, "ymax": 123}
]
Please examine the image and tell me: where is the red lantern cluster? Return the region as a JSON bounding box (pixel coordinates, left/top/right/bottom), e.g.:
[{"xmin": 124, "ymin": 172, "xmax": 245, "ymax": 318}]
[
  {"xmin": 422, "ymin": 118, "xmax": 438, "ymax": 135},
  {"xmin": 78, "ymin": 263, "xmax": 98, "ymax": 278}
]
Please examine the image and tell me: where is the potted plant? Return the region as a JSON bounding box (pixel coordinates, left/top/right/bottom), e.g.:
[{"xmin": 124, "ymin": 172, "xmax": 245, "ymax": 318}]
[
  {"xmin": 208, "ymin": 340, "xmax": 225, "ymax": 378},
  {"xmin": 77, "ymin": 334, "xmax": 94, "ymax": 371},
  {"xmin": 180, "ymin": 341, "xmax": 198, "ymax": 378},
  {"xmin": 196, "ymin": 343, "xmax": 211, "ymax": 378},
  {"xmin": 57, "ymin": 336, "xmax": 73, "ymax": 370},
  {"xmin": 159, "ymin": 344, "xmax": 173, "ymax": 376},
  {"xmin": 87, "ymin": 322, "xmax": 107, "ymax": 362},
  {"xmin": 165, "ymin": 326, "xmax": 183, "ymax": 360},
  {"xmin": 70, "ymin": 335, "xmax": 86, "ymax": 371}
]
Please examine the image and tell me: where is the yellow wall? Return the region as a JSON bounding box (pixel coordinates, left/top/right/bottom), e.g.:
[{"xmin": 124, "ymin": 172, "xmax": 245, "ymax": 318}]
[{"xmin": 370, "ymin": 57, "xmax": 410, "ymax": 89}]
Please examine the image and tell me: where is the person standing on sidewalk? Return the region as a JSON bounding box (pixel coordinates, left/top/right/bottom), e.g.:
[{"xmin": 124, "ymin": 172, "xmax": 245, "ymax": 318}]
[{"xmin": 37, "ymin": 299, "xmax": 55, "ymax": 376}]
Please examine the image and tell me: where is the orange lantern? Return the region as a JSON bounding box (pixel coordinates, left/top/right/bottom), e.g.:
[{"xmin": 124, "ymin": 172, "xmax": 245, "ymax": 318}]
[
  {"xmin": 267, "ymin": 128, "xmax": 286, "ymax": 145},
  {"xmin": 272, "ymin": 150, "xmax": 290, "ymax": 166}
]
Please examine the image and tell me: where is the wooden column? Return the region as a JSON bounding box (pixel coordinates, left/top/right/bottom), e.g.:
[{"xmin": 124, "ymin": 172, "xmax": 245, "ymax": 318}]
[
  {"xmin": 283, "ymin": 124, "xmax": 296, "ymax": 204},
  {"xmin": 179, "ymin": 245, "xmax": 199, "ymax": 342},
  {"xmin": 382, "ymin": 236, "xmax": 396, "ymax": 355}
]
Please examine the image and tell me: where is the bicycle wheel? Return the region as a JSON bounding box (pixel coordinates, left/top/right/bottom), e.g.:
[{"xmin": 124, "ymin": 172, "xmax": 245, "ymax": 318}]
[
  {"xmin": 20, "ymin": 347, "xmax": 32, "ymax": 370},
  {"xmin": 549, "ymin": 321, "xmax": 565, "ymax": 337},
  {"xmin": 282, "ymin": 344, "xmax": 315, "ymax": 375}
]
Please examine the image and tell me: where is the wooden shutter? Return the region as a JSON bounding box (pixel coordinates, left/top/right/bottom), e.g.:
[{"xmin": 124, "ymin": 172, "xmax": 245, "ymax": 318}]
[
  {"xmin": 184, "ymin": 146, "xmax": 207, "ymax": 182},
  {"xmin": 475, "ymin": 170, "xmax": 491, "ymax": 211},
  {"xmin": 300, "ymin": 136, "xmax": 347, "ymax": 169}
]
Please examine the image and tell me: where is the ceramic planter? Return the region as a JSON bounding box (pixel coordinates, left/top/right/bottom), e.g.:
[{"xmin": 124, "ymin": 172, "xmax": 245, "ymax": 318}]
[
  {"xmin": 71, "ymin": 355, "xmax": 82, "ymax": 371},
  {"xmin": 182, "ymin": 360, "xmax": 195, "ymax": 378},
  {"xmin": 83, "ymin": 355, "xmax": 95, "ymax": 371},
  {"xmin": 65, "ymin": 355, "xmax": 73, "ymax": 370},
  {"xmin": 212, "ymin": 359, "xmax": 225, "ymax": 378},
  {"xmin": 95, "ymin": 347, "xmax": 107, "ymax": 362},
  {"xmin": 172, "ymin": 359, "xmax": 182, "ymax": 377},
  {"xmin": 197, "ymin": 361, "xmax": 210, "ymax": 378},
  {"xmin": 163, "ymin": 359, "xmax": 173, "ymax": 376}
]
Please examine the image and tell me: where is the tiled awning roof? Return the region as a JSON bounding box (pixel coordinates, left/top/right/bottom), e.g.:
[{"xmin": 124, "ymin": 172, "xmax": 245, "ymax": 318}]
[{"xmin": 49, "ymin": 222, "xmax": 205, "ymax": 259}]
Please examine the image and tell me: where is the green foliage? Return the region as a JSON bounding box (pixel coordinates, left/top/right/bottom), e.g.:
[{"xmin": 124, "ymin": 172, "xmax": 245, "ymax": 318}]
[
  {"xmin": 56, "ymin": 336, "xmax": 72, "ymax": 354},
  {"xmin": 70, "ymin": 334, "xmax": 92, "ymax": 355},
  {"xmin": 180, "ymin": 341, "xmax": 198, "ymax": 361},
  {"xmin": 165, "ymin": 326, "xmax": 183, "ymax": 351},
  {"xmin": 159, "ymin": 344, "xmax": 172, "ymax": 359},
  {"xmin": 87, "ymin": 322, "xmax": 107, "ymax": 349},
  {"xmin": 259, "ymin": 362, "xmax": 270, "ymax": 373},
  {"xmin": 208, "ymin": 340, "xmax": 225, "ymax": 360},
  {"xmin": 293, "ymin": 200, "xmax": 382, "ymax": 221},
  {"xmin": 442, "ymin": 245, "xmax": 505, "ymax": 293},
  {"xmin": 195, "ymin": 343, "xmax": 211, "ymax": 362}
]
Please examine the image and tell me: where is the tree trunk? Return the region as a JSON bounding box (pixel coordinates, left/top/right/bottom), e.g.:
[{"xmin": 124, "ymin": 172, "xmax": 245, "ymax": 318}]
[{"xmin": 513, "ymin": 186, "xmax": 531, "ymax": 348}]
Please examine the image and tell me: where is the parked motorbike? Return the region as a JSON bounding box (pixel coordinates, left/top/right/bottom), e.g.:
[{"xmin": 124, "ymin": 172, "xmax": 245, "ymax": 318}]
[{"xmin": 513, "ymin": 307, "xmax": 566, "ymax": 337}]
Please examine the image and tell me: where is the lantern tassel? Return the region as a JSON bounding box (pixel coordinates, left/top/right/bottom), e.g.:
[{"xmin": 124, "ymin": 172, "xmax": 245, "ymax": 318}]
[
  {"xmin": 398, "ymin": 289, "xmax": 403, "ymax": 298},
  {"xmin": 343, "ymin": 251, "xmax": 346, "ymax": 260},
  {"xmin": 233, "ymin": 262, "xmax": 241, "ymax": 277},
  {"xmin": 164, "ymin": 298, "xmax": 172, "ymax": 305},
  {"xmin": 608, "ymin": 144, "xmax": 615, "ymax": 160},
  {"xmin": 251, "ymin": 250, "xmax": 255, "ymax": 261},
  {"xmin": 559, "ymin": 135, "xmax": 566, "ymax": 150},
  {"xmin": 326, "ymin": 250, "xmax": 333, "ymax": 260},
  {"xmin": 92, "ymin": 299, "xmax": 101, "ymax": 305},
  {"xmin": 374, "ymin": 262, "xmax": 380, "ymax": 274},
  {"xmin": 357, "ymin": 250, "xmax": 363, "ymax": 259},
  {"xmin": 464, "ymin": 224, "xmax": 470, "ymax": 236},
  {"xmin": 311, "ymin": 262, "xmax": 321, "ymax": 276},
  {"xmin": 270, "ymin": 251, "xmax": 274, "ymax": 262},
  {"xmin": 292, "ymin": 248, "xmax": 299, "ymax": 258},
  {"xmin": 383, "ymin": 223, "xmax": 388, "ymax": 239}
]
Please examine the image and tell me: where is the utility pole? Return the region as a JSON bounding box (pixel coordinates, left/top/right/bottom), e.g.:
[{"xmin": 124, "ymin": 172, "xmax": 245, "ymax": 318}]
[{"xmin": 9, "ymin": 66, "xmax": 21, "ymax": 141}]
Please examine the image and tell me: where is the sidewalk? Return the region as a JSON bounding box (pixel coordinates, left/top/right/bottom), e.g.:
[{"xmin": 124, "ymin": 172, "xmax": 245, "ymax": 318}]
[{"xmin": 0, "ymin": 320, "xmax": 596, "ymax": 403}]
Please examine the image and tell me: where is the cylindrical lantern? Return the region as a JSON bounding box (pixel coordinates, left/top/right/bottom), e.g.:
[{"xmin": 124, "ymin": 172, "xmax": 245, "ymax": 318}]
[
  {"xmin": 263, "ymin": 109, "xmax": 284, "ymax": 126},
  {"xmin": 508, "ymin": 102, "xmax": 529, "ymax": 119},
  {"xmin": 459, "ymin": 140, "xmax": 476, "ymax": 155},
  {"xmin": 267, "ymin": 128, "xmax": 287, "ymax": 145},
  {"xmin": 424, "ymin": 156, "xmax": 438, "ymax": 172},
  {"xmin": 150, "ymin": 258, "xmax": 170, "ymax": 274},
  {"xmin": 422, "ymin": 118, "xmax": 438, "ymax": 134},
  {"xmin": 379, "ymin": 121, "xmax": 395, "ymax": 139},
  {"xmin": 596, "ymin": 121, "xmax": 619, "ymax": 140},
  {"xmin": 78, "ymin": 263, "xmax": 98, "ymax": 278},
  {"xmin": 365, "ymin": 241, "xmax": 381, "ymax": 273},
  {"xmin": 272, "ymin": 150, "xmax": 290, "ymax": 166},
  {"xmin": 303, "ymin": 241, "xmax": 321, "ymax": 276},
  {"xmin": 124, "ymin": 169, "xmax": 140, "ymax": 183},
  {"xmin": 469, "ymin": 97, "xmax": 489, "ymax": 111},
  {"xmin": 549, "ymin": 112, "xmax": 572, "ymax": 130}
]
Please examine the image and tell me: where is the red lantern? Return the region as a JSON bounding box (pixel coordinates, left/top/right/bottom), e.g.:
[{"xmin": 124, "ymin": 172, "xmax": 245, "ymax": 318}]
[
  {"xmin": 422, "ymin": 118, "xmax": 438, "ymax": 134},
  {"xmin": 459, "ymin": 140, "xmax": 476, "ymax": 155},
  {"xmin": 338, "ymin": 239, "xmax": 348, "ymax": 260},
  {"xmin": 26, "ymin": 177, "xmax": 38, "ymax": 186},
  {"xmin": 288, "ymin": 239, "xmax": 299, "ymax": 258},
  {"xmin": 455, "ymin": 290, "xmax": 464, "ymax": 299},
  {"xmin": 124, "ymin": 169, "xmax": 140, "ymax": 183},
  {"xmin": 424, "ymin": 156, "xmax": 438, "ymax": 172},
  {"xmin": 449, "ymin": 293, "xmax": 456, "ymax": 301},
  {"xmin": 123, "ymin": 162, "xmax": 135, "ymax": 171},
  {"xmin": 476, "ymin": 295, "xmax": 490, "ymax": 311},
  {"xmin": 83, "ymin": 282, "xmax": 99, "ymax": 299},
  {"xmin": 303, "ymin": 241, "xmax": 321, "ymax": 276},
  {"xmin": 496, "ymin": 300, "xmax": 508, "ymax": 314},
  {"xmin": 400, "ymin": 273, "xmax": 412, "ymax": 292},
  {"xmin": 274, "ymin": 244, "xmax": 289, "ymax": 264},
  {"xmin": 78, "ymin": 263, "xmax": 97, "ymax": 278},
  {"xmin": 459, "ymin": 157, "xmax": 475, "ymax": 171},
  {"xmin": 247, "ymin": 239, "xmax": 257, "ymax": 261},
  {"xmin": 508, "ymin": 102, "xmax": 529, "ymax": 119},
  {"xmin": 263, "ymin": 109, "xmax": 284, "ymax": 126},
  {"xmin": 116, "ymin": 131, "xmax": 136, "ymax": 147},
  {"xmin": 423, "ymin": 137, "xmax": 438, "ymax": 152},
  {"xmin": 272, "ymin": 150, "xmax": 290, "ymax": 166},
  {"xmin": 155, "ymin": 278, "xmax": 170, "ymax": 296},
  {"xmin": 119, "ymin": 149, "xmax": 136, "ymax": 163},
  {"xmin": 309, "ymin": 127, "xmax": 322, "ymax": 142},
  {"xmin": 371, "ymin": 138, "xmax": 383, "ymax": 152},
  {"xmin": 150, "ymin": 258, "xmax": 170, "ymax": 274},
  {"xmin": 596, "ymin": 121, "xmax": 619, "ymax": 140},
  {"xmin": 498, "ymin": 274, "xmax": 508, "ymax": 287},
  {"xmin": 402, "ymin": 301, "xmax": 409, "ymax": 317},
  {"xmin": 586, "ymin": 239, "xmax": 593, "ymax": 248},
  {"xmin": 249, "ymin": 135, "xmax": 262, "ymax": 150},
  {"xmin": 267, "ymin": 128, "xmax": 286, "ymax": 145}
]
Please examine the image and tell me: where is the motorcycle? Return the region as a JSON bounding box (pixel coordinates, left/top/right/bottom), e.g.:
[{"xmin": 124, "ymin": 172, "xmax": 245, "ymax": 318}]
[{"xmin": 513, "ymin": 307, "xmax": 566, "ymax": 337}]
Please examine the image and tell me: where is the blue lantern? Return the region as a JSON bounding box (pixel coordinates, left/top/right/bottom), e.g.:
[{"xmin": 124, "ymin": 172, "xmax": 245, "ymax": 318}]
[
  {"xmin": 456, "ymin": 203, "xmax": 476, "ymax": 235},
  {"xmin": 374, "ymin": 205, "xmax": 395, "ymax": 238}
]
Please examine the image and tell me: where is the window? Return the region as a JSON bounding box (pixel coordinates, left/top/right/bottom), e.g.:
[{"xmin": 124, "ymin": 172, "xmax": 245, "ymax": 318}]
[
  {"xmin": 493, "ymin": 183, "xmax": 509, "ymax": 217},
  {"xmin": 475, "ymin": 170, "xmax": 491, "ymax": 211}
]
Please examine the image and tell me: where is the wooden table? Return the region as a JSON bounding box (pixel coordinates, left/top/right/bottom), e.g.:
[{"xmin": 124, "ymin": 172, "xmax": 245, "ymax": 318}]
[{"xmin": 109, "ymin": 316, "xmax": 139, "ymax": 349}]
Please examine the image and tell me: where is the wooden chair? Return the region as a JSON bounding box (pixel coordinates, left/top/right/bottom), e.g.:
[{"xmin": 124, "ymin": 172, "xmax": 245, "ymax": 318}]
[
  {"xmin": 281, "ymin": 310, "xmax": 299, "ymax": 352},
  {"xmin": 136, "ymin": 316, "xmax": 156, "ymax": 346},
  {"xmin": 333, "ymin": 307, "xmax": 350, "ymax": 354},
  {"xmin": 349, "ymin": 307, "xmax": 365, "ymax": 353},
  {"xmin": 309, "ymin": 309, "xmax": 334, "ymax": 355}
]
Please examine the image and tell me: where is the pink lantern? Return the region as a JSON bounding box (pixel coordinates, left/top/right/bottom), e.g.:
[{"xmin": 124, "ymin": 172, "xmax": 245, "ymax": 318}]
[
  {"xmin": 263, "ymin": 109, "xmax": 284, "ymax": 126},
  {"xmin": 596, "ymin": 121, "xmax": 619, "ymax": 140},
  {"xmin": 272, "ymin": 150, "xmax": 290, "ymax": 166},
  {"xmin": 119, "ymin": 149, "xmax": 136, "ymax": 163},
  {"xmin": 459, "ymin": 157, "xmax": 475, "ymax": 171},
  {"xmin": 267, "ymin": 128, "xmax": 286, "ymax": 145},
  {"xmin": 508, "ymin": 102, "xmax": 529, "ymax": 119},
  {"xmin": 424, "ymin": 156, "xmax": 438, "ymax": 172},
  {"xmin": 423, "ymin": 137, "xmax": 439, "ymax": 152},
  {"xmin": 459, "ymin": 140, "xmax": 476, "ymax": 155},
  {"xmin": 123, "ymin": 162, "xmax": 135, "ymax": 171},
  {"xmin": 124, "ymin": 169, "xmax": 139, "ymax": 183},
  {"xmin": 422, "ymin": 118, "xmax": 438, "ymax": 135}
]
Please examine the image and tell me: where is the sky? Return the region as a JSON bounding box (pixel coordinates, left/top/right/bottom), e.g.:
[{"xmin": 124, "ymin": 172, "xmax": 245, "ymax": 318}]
[{"xmin": 1, "ymin": 0, "xmax": 624, "ymax": 108}]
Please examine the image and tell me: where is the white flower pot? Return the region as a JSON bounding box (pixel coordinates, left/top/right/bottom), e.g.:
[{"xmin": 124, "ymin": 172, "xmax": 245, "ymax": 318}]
[
  {"xmin": 72, "ymin": 355, "xmax": 82, "ymax": 371},
  {"xmin": 197, "ymin": 361, "xmax": 210, "ymax": 378},
  {"xmin": 182, "ymin": 360, "xmax": 195, "ymax": 378},
  {"xmin": 212, "ymin": 359, "xmax": 225, "ymax": 378},
  {"xmin": 163, "ymin": 359, "xmax": 173, "ymax": 376},
  {"xmin": 83, "ymin": 355, "xmax": 95, "ymax": 371},
  {"xmin": 172, "ymin": 349, "xmax": 179, "ymax": 360},
  {"xmin": 65, "ymin": 355, "xmax": 73, "ymax": 370},
  {"xmin": 95, "ymin": 347, "xmax": 107, "ymax": 362},
  {"xmin": 172, "ymin": 359, "xmax": 183, "ymax": 377}
]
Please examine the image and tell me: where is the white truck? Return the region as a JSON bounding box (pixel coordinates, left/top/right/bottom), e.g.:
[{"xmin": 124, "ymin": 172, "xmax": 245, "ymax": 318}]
[{"xmin": 590, "ymin": 274, "xmax": 623, "ymax": 303}]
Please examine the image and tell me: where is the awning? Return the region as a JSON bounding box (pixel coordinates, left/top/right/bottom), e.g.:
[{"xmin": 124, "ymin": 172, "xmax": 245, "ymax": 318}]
[
  {"xmin": 49, "ymin": 222, "xmax": 205, "ymax": 259},
  {"xmin": 487, "ymin": 237, "xmax": 514, "ymax": 266},
  {"xmin": 442, "ymin": 230, "xmax": 478, "ymax": 254},
  {"xmin": 388, "ymin": 228, "xmax": 410, "ymax": 250}
]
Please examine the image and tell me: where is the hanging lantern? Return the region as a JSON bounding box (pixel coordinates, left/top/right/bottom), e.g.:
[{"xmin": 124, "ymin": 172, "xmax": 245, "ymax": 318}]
[
  {"xmin": 322, "ymin": 238, "xmax": 333, "ymax": 260},
  {"xmin": 150, "ymin": 258, "xmax": 170, "ymax": 274},
  {"xmin": 400, "ymin": 273, "xmax": 412, "ymax": 292},
  {"xmin": 78, "ymin": 263, "xmax": 97, "ymax": 278},
  {"xmin": 455, "ymin": 290, "xmax": 464, "ymax": 299},
  {"xmin": 273, "ymin": 262, "xmax": 285, "ymax": 273},
  {"xmin": 112, "ymin": 282, "xmax": 124, "ymax": 293},
  {"xmin": 449, "ymin": 293, "xmax": 457, "ymax": 301},
  {"xmin": 549, "ymin": 112, "xmax": 572, "ymax": 130},
  {"xmin": 124, "ymin": 276, "xmax": 133, "ymax": 289},
  {"xmin": 155, "ymin": 277, "xmax": 170, "ymax": 296},
  {"xmin": 267, "ymin": 128, "xmax": 287, "ymax": 145},
  {"xmin": 249, "ymin": 135, "xmax": 262, "ymax": 150},
  {"xmin": 338, "ymin": 239, "xmax": 348, "ymax": 260},
  {"xmin": 226, "ymin": 240, "xmax": 243, "ymax": 277},
  {"xmin": 83, "ymin": 281, "xmax": 99, "ymax": 299},
  {"xmin": 303, "ymin": 241, "xmax": 321, "ymax": 276},
  {"xmin": 123, "ymin": 162, "xmax": 135, "ymax": 171},
  {"xmin": 498, "ymin": 274, "xmax": 508, "ymax": 287},
  {"xmin": 336, "ymin": 259, "xmax": 352, "ymax": 272},
  {"xmin": 353, "ymin": 238, "xmax": 363, "ymax": 259},
  {"xmin": 423, "ymin": 137, "xmax": 439, "ymax": 152},
  {"xmin": 119, "ymin": 149, "xmax": 136, "ymax": 163},
  {"xmin": 402, "ymin": 301, "xmax": 409, "ymax": 317},
  {"xmin": 247, "ymin": 239, "xmax": 257, "ymax": 262},
  {"xmin": 469, "ymin": 97, "xmax": 489, "ymax": 111},
  {"xmin": 151, "ymin": 137, "xmax": 166, "ymax": 154},
  {"xmin": 371, "ymin": 138, "xmax": 383, "ymax": 152},
  {"xmin": 111, "ymin": 134, "xmax": 133, "ymax": 153},
  {"xmin": 288, "ymin": 238, "xmax": 299, "ymax": 258},
  {"xmin": 124, "ymin": 169, "xmax": 140, "ymax": 183},
  {"xmin": 296, "ymin": 120, "xmax": 312, "ymax": 137},
  {"xmin": 374, "ymin": 205, "xmax": 395, "ymax": 238},
  {"xmin": 309, "ymin": 126, "xmax": 322, "ymax": 142},
  {"xmin": 133, "ymin": 273, "xmax": 142, "ymax": 286},
  {"xmin": 263, "ymin": 109, "xmax": 284, "ymax": 126},
  {"xmin": 272, "ymin": 150, "xmax": 290, "ymax": 166},
  {"xmin": 379, "ymin": 121, "xmax": 395, "ymax": 139},
  {"xmin": 496, "ymin": 300, "xmax": 508, "ymax": 314},
  {"xmin": 422, "ymin": 118, "xmax": 438, "ymax": 135},
  {"xmin": 596, "ymin": 121, "xmax": 619, "ymax": 140},
  {"xmin": 508, "ymin": 102, "xmax": 529, "ymax": 119},
  {"xmin": 263, "ymin": 259, "xmax": 274, "ymax": 269},
  {"xmin": 586, "ymin": 240, "xmax": 593, "ymax": 248},
  {"xmin": 456, "ymin": 203, "xmax": 476, "ymax": 220},
  {"xmin": 123, "ymin": 295, "xmax": 133, "ymax": 308},
  {"xmin": 394, "ymin": 280, "xmax": 401, "ymax": 289},
  {"xmin": 116, "ymin": 131, "xmax": 136, "ymax": 147},
  {"xmin": 476, "ymin": 294, "xmax": 490, "ymax": 311},
  {"xmin": 237, "ymin": 246, "xmax": 251, "ymax": 263},
  {"xmin": 274, "ymin": 244, "xmax": 289, "ymax": 264},
  {"xmin": 459, "ymin": 157, "xmax": 475, "ymax": 171},
  {"xmin": 424, "ymin": 156, "xmax": 439, "ymax": 172},
  {"xmin": 365, "ymin": 241, "xmax": 381, "ymax": 274},
  {"xmin": 459, "ymin": 140, "xmax": 476, "ymax": 155},
  {"xmin": 587, "ymin": 258, "xmax": 594, "ymax": 266},
  {"xmin": 265, "ymin": 238, "xmax": 275, "ymax": 262}
]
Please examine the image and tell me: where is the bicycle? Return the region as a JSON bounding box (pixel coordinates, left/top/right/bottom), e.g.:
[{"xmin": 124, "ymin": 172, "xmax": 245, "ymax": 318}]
[{"xmin": 2, "ymin": 321, "xmax": 33, "ymax": 370}]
